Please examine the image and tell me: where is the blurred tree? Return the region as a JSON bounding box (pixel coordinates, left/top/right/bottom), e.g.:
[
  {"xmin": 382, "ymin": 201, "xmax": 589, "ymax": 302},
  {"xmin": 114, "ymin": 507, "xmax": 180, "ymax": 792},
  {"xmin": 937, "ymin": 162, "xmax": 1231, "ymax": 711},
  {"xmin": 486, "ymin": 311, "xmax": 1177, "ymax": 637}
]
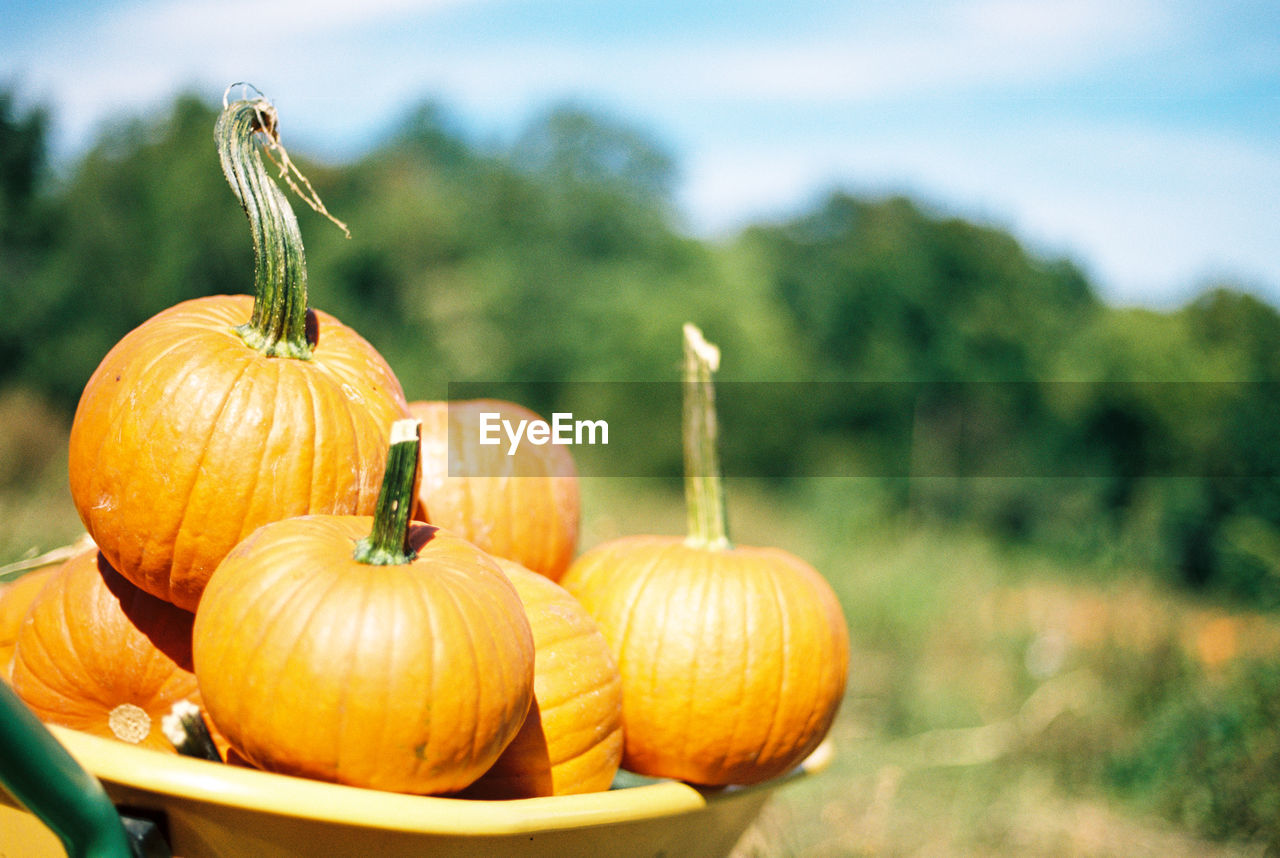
[
  {"xmin": 745, "ymin": 192, "xmax": 1097, "ymax": 381},
  {"xmin": 739, "ymin": 192, "xmax": 1101, "ymax": 509},
  {"xmin": 510, "ymin": 103, "xmax": 677, "ymax": 208},
  {"xmin": 4, "ymin": 88, "xmax": 1280, "ymax": 606},
  {"xmin": 0, "ymin": 90, "xmax": 47, "ymax": 228},
  {"xmin": 0, "ymin": 89, "xmax": 54, "ymax": 384},
  {"xmin": 389, "ymin": 100, "xmax": 474, "ymax": 169},
  {"xmin": 12, "ymin": 94, "xmax": 248, "ymax": 408}
]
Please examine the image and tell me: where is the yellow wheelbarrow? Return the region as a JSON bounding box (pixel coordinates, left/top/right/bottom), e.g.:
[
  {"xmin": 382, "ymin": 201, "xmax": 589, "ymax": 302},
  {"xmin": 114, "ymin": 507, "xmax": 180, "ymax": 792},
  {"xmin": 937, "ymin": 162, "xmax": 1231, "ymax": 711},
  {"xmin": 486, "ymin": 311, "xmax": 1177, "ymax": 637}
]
[{"xmin": 0, "ymin": 682, "xmax": 833, "ymax": 858}]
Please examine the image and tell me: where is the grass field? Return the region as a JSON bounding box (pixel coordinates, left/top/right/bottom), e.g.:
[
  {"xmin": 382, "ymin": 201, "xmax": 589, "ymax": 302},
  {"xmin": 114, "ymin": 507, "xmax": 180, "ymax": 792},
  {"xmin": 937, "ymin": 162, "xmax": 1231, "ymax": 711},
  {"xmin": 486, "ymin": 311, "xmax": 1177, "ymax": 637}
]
[
  {"xmin": 580, "ymin": 478, "xmax": 1280, "ymax": 856},
  {"xmin": 3, "ymin": 399, "xmax": 1278, "ymax": 856}
]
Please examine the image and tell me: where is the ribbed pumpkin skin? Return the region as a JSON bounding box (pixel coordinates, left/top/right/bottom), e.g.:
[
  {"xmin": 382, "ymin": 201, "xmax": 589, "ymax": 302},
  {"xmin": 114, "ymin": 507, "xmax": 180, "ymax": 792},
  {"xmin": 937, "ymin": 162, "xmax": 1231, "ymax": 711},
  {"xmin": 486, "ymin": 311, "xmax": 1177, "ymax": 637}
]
[
  {"xmin": 462, "ymin": 558, "xmax": 623, "ymax": 799},
  {"xmin": 410, "ymin": 400, "xmax": 579, "ymax": 581},
  {"xmin": 68, "ymin": 294, "xmax": 410, "ymax": 611},
  {"xmin": 10, "ymin": 549, "xmax": 198, "ymax": 752},
  {"xmin": 0, "ymin": 566, "xmax": 57, "ymax": 678},
  {"xmin": 559, "ymin": 535, "xmax": 850, "ymax": 787},
  {"xmin": 192, "ymin": 518, "xmax": 536, "ymax": 795}
]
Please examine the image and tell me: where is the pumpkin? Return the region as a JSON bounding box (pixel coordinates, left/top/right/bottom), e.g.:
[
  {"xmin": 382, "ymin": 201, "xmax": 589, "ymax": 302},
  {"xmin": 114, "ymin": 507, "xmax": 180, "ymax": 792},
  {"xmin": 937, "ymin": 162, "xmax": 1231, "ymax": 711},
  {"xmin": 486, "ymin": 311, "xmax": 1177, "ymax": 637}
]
[
  {"xmin": 560, "ymin": 325, "xmax": 850, "ymax": 786},
  {"xmin": 0, "ymin": 535, "xmax": 99, "ymax": 677},
  {"xmin": 67, "ymin": 93, "xmax": 409, "ymax": 611},
  {"xmin": 9, "ymin": 547, "xmax": 199, "ymax": 752},
  {"xmin": 0, "ymin": 566, "xmax": 58, "ymax": 680},
  {"xmin": 460, "ymin": 556, "xmax": 623, "ymax": 799},
  {"xmin": 193, "ymin": 419, "xmax": 536, "ymax": 795},
  {"xmin": 410, "ymin": 400, "xmax": 580, "ymax": 581}
]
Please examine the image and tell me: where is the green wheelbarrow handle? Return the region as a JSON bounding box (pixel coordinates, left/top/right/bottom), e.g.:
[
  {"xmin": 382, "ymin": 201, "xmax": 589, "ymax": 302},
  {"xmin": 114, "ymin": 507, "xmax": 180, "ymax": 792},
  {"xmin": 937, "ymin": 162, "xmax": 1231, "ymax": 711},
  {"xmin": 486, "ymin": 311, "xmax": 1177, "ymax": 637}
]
[{"xmin": 0, "ymin": 681, "xmax": 170, "ymax": 858}]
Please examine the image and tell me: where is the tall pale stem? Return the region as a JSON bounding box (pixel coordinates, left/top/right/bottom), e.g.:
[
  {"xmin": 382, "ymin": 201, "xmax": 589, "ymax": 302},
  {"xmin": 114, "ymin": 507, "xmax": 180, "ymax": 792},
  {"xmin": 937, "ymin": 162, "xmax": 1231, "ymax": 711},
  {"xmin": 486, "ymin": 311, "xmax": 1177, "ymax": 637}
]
[{"xmin": 683, "ymin": 323, "xmax": 731, "ymax": 551}]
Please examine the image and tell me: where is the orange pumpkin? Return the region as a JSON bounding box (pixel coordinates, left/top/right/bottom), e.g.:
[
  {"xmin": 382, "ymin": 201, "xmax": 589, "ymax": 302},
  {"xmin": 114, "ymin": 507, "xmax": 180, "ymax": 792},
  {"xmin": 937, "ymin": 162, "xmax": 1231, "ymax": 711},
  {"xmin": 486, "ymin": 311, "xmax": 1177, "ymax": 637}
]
[
  {"xmin": 461, "ymin": 557, "xmax": 623, "ymax": 799},
  {"xmin": 0, "ymin": 536, "xmax": 98, "ymax": 677},
  {"xmin": 560, "ymin": 325, "xmax": 850, "ymax": 786},
  {"xmin": 0, "ymin": 566, "xmax": 58, "ymax": 679},
  {"xmin": 9, "ymin": 548, "xmax": 199, "ymax": 752},
  {"xmin": 68, "ymin": 95, "xmax": 408, "ymax": 611},
  {"xmin": 411, "ymin": 399, "xmax": 579, "ymax": 581},
  {"xmin": 193, "ymin": 419, "xmax": 536, "ymax": 795}
]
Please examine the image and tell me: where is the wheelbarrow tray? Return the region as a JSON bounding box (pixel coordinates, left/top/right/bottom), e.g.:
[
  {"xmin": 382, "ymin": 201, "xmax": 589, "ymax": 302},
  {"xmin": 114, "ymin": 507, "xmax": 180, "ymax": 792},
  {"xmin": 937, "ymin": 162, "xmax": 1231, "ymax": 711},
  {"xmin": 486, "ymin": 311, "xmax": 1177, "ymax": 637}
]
[{"xmin": 1, "ymin": 725, "xmax": 833, "ymax": 858}]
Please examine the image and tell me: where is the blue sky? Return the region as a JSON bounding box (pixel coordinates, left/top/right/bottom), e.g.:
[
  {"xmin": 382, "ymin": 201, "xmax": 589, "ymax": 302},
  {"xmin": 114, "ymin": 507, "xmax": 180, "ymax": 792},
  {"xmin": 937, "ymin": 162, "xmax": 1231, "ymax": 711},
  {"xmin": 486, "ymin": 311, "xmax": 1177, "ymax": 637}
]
[{"xmin": 3, "ymin": 0, "xmax": 1279, "ymax": 308}]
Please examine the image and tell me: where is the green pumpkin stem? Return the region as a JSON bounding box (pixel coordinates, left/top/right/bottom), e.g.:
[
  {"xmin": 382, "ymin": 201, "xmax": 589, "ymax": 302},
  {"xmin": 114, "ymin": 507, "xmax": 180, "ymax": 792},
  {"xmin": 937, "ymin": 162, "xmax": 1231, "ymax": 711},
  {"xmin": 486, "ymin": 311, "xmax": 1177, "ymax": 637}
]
[
  {"xmin": 216, "ymin": 94, "xmax": 313, "ymax": 359},
  {"xmin": 354, "ymin": 419, "xmax": 422, "ymax": 565},
  {"xmin": 683, "ymin": 323, "xmax": 731, "ymax": 551},
  {"xmin": 161, "ymin": 701, "xmax": 222, "ymax": 762}
]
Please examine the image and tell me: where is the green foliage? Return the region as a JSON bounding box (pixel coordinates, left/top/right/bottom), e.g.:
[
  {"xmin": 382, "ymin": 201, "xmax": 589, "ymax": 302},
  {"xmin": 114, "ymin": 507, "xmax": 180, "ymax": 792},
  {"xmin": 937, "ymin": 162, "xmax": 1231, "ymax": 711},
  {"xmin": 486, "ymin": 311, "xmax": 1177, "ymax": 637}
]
[
  {"xmin": 0, "ymin": 91, "xmax": 48, "ymax": 225},
  {"xmin": 0, "ymin": 92, "xmax": 55, "ymax": 380},
  {"xmin": 3, "ymin": 94, "xmax": 249, "ymax": 407},
  {"xmin": 741, "ymin": 192, "xmax": 1097, "ymax": 381},
  {"xmin": 1106, "ymin": 660, "xmax": 1280, "ymax": 845},
  {"xmin": 5, "ymin": 86, "xmax": 1280, "ymax": 606}
]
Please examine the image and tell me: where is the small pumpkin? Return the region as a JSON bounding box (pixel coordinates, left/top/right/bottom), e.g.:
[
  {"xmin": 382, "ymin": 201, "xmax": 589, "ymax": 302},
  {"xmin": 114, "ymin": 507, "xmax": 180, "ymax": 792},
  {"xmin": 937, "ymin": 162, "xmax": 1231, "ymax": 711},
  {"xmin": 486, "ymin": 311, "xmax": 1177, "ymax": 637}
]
[
  {"xmin": 193, "ymin": 419, "xmax": 536, "ymax": 795},
  {"xmin": 68, "ymin": 93, "xmax": 409, "ymax": 611},
  {"xmin": 409, "ymin": 399, "xmax": 581, "ymax": 581},
  {"xmin": 560, "ymin": 325, "xmax": 850, "ymax": 787},
  {"xmin": 9, "ymin": 547, "xmax": 199, "ymax": 752},
  {"xmin": 411, "ymin": 400, "xmax": 580, "ymax": 581},
  {"xmin": 0, "ymin": 566, "xmax": 58, "ymax": 679},
  {"xmin": 0, "ymin": 536, "xmax": 90, "ymax": 678},
  {"xmin": 461, "ymin": 556, "xmax": 623, "ymax": 799}
]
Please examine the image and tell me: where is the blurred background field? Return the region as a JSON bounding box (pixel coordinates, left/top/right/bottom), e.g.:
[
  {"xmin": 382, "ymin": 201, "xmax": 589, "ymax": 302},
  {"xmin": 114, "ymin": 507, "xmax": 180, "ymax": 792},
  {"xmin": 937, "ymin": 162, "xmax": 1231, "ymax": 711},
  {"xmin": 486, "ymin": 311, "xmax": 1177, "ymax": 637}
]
[
  {"xmin": 580, "ymin": 479, "xmax": 1280, "ymax": 856},
  {"xmin": 2, "ymin": 88, "xmax": 1279, "ymax": 855}
]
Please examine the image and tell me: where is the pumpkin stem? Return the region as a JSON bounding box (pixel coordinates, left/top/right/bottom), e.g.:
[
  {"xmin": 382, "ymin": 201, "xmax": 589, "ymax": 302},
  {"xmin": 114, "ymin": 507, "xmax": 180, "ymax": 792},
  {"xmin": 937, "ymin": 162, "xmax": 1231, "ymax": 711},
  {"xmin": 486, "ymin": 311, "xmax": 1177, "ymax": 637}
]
[
  {"xmin": 682, "ymin": 323, "xmax": 731, "ymax": 551},
  {"xmin": 216, "ymin": 92, "xmax": 314, "ymax": 359},
  {"xmin": 354, "ymin": 419, "xmax": 423, "ymax": 565},
  {"xmin": 161, "ymin": 701, "xmax": 222, "ymax": 762}
]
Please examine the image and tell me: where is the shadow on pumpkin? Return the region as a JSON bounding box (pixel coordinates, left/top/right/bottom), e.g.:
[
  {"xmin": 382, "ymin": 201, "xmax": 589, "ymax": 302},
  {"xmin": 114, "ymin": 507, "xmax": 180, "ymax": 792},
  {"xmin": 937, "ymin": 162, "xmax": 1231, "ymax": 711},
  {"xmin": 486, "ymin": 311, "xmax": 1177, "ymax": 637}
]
[
  {"xmin": 453, "ymin": 700, "xmax": 554, "ymax": 800},
  {"xmin": 98, "ymin": 553, "xmax": 195, "ymax": 672}
]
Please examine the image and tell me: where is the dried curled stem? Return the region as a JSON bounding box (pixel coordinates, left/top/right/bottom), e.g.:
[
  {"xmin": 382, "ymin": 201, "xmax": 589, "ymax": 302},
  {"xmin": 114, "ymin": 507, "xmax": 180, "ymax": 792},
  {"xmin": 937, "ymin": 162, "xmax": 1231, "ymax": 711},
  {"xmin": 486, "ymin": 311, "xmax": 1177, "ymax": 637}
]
[{"xmin": 222, "ymin": 82, "xmax": 350, "ymax": 238}]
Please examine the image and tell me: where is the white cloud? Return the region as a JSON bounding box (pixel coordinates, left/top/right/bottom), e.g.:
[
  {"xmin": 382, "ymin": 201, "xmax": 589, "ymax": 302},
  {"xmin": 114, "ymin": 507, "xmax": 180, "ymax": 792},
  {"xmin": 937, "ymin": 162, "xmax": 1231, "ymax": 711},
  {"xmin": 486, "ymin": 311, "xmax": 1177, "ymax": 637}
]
[
  {"xmin": 127, "ymin": 0, "xmax": 474, "ymax": 40},
  {"xmin": 958, "ymin": 0, "xmax": 1134, "ymax": 43},
  {"xmin": 17, "ymin": 0, "xmax": 1175, "ymax": 154},
  {"xmin": 10, "ymin": 0, "xmax": 498, "ymax": 155},
  {"xmin": 573, "ymin": 0, "xmax": 1171, "ymax": 106},
  {"xmin": 5, "ymin": 0, "xmax": 1274, "ymax": 306}
]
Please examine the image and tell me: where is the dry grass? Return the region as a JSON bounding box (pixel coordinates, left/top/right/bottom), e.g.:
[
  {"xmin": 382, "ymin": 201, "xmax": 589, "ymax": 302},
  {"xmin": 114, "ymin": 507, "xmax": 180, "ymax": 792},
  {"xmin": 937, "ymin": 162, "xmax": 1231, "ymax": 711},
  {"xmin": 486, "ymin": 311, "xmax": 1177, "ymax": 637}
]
[
  {"xmin": 710, "ymin": 499, "xmax": 1280, "ymax": 857},
  {"xmin": 0, "ymin": 389, "xmax": 85, "ymax": 573}
]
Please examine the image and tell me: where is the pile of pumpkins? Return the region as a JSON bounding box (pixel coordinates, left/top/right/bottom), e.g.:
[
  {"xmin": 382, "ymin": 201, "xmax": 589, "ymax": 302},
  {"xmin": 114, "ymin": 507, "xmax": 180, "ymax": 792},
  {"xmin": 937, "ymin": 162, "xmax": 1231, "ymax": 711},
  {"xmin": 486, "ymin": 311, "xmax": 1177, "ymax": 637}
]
[{"xmin": 0, "ymin": 93, "xmax": 850, "ymax": 799}]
